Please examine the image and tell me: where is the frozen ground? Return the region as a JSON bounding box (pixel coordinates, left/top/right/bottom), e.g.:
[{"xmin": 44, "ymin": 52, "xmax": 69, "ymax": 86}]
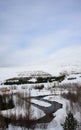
[{"xmin": 0, "ymin": 66, "xmax": 81, "ymax": 130}]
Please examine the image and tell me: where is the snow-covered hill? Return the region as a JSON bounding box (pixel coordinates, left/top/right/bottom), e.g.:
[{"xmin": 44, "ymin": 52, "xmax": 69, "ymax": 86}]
[
  {"xmin": 0, "ymin": 69, "xmax": 52, "ymax": 83},
  {"xmin": 18, "ymin": 71, "xmax": 52, "ymax": 78},
  {"xmin": 0, "ymin": 64, "xmax": 81, "ymax": 84}
]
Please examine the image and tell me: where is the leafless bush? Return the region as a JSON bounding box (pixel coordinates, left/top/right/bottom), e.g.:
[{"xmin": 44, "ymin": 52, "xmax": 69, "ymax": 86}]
[
  {"xmin": 61, "ymin": 83, "xmax": 81, "ymax": 105},
  {"xmin": 34, "ymin": 84, "xmax": 44, "ymax": 90},
  {"xmin": 60, "ymin": 83, "xmax": 81, "ymax": 90}
]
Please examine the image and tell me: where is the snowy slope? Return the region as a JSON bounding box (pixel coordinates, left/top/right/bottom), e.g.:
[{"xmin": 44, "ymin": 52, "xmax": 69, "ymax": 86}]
[
  {"xmin": 0, "ymin": 63, "xmax": 81, "ymax": 84},
  {"xmin": 0, "ymin": 68, "xmax": 51, "ymax": 82},
  {"xmin": 18, "ymin": 70, "xmax": 52, "ymax": 77}
]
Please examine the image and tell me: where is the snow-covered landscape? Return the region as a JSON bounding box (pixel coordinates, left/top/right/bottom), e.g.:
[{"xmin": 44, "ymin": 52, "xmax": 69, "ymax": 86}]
[
  {"xmin": 0, "ymin": 65, "xmax": 81, "ymax": 130},
  {"xmin": 0, "ymin": 0, "xmax": 81, "ymax": 130}
]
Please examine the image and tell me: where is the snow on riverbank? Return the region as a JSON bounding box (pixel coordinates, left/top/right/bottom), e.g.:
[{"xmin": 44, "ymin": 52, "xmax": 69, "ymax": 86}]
[{"xmin": 0, "ymin": 66, "xmax": 81, "ymax": 130}]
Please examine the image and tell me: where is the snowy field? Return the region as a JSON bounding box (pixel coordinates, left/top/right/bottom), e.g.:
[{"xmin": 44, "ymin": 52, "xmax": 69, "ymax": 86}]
[{"xmin": 0, "ymin": 67, "xmax": 81, "ymax": 130}]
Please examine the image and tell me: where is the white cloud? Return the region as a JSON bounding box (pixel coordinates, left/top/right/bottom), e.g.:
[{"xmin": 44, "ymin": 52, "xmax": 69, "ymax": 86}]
[{"xmin": 0, "ymin": 0, "xmax": 81, "ymax": 67}]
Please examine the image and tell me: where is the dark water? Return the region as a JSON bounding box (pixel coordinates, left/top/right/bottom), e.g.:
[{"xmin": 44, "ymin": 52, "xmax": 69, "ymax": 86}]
[{"xmin": 0, "ymin": 93, "xmax": 62, "ymax": 129}]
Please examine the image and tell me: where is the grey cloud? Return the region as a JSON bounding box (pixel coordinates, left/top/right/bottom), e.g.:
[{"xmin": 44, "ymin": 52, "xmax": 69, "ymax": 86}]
[{"xmin": 0, "ymin": 0, "xmax": 81, "ymax": 67}]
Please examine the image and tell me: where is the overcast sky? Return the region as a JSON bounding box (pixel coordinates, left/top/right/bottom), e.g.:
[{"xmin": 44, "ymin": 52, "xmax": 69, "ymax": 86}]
[{"xmin": 0, "ymin": 0, "xmax": 81, "ymax": 70}]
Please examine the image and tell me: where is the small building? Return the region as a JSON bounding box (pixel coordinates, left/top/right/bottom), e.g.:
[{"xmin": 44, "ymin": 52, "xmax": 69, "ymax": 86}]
[{"xmin": 0, "ymin": 87, "xmax": 10, "ymax": 93}]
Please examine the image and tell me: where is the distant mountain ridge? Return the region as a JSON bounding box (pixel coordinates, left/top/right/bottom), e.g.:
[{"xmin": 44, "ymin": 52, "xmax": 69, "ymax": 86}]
[{"xmin": 17, "ymin": 71, "xmax": 52, "ymax": 78}]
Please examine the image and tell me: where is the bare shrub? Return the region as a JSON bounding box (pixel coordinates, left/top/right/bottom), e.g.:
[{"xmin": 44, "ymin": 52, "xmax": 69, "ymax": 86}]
[{"xmin": 34, "ymin": 84, "xmax": 44, "ymax": 90}]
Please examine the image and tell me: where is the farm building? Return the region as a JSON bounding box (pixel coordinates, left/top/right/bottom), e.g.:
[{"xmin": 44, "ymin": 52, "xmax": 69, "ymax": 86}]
[{"xmin": 0, "ymin": 86, "xmax": 10, "ymax": 93}]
